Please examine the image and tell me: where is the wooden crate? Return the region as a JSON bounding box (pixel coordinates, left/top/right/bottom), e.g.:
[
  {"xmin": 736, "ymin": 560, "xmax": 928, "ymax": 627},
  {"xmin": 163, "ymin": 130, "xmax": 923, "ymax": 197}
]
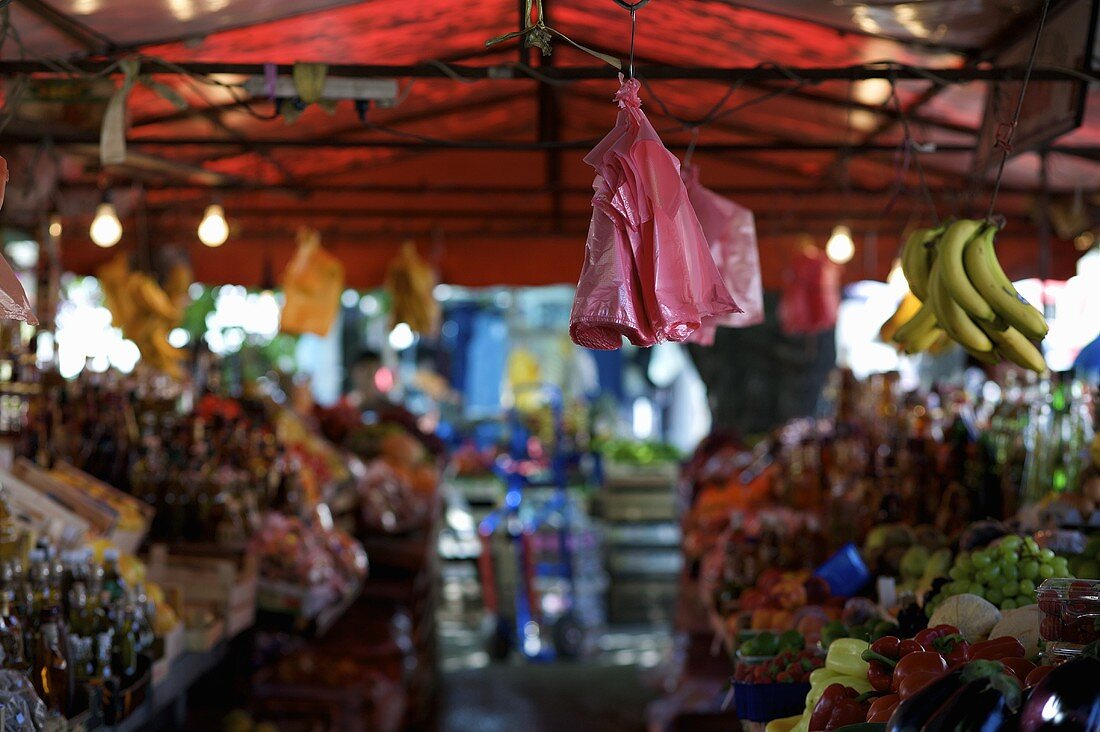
[
  {"xmin": 51, "ymin": 462, "xmax": 154, "ymax": 552},
  {"xmin": 185, "ymin": 617, "xmax": 225, "ymax": 652},
  {"xmin": 0, "ymin": 466, "xmax": 90, "ymax": 544},
  {"xmin": 12, "ymin": 458, "xmax": 119, "ymax": 536},
  {"xmin": 145, "ymin": 545, "xmax": 258, "ymax": 640}
]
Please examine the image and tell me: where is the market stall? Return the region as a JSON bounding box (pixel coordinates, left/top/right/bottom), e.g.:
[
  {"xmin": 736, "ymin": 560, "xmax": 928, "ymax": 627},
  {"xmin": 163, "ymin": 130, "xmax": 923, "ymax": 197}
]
[{"xmin": 0, "ymin": 0, "xmax": 1097, "ymax": 730}]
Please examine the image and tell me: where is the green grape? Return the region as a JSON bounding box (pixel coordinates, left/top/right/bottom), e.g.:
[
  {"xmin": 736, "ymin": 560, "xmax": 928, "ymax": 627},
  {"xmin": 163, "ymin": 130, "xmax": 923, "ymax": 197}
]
[
  {"xmin": 1019, "ymin": 579, "xmax": 1036, "ymax": 596},
  {"xmin": 997, "ymin": 578, "xmax": 1017, "ymax": 594},
  {"xmin": 986, "ymin": 587, "xmax": 1003, "ymax": 605},
  {"xmin": 1002, "ymin": 564, "xmax": 1019, "ymax": 582},
  {"xmin": 1052, "ymin": 558, "xmax": 1070, "ymax": 577},
  {"xmin": 1020, "ymin": 561, "xmax": 1040, "ymax": 580},
  {"xmin": 999, "ymin": 543, "xmax": 1018, "ymax": 561},
  {"xmin": 981, "ymin": 565, "xmax": 1002, "ymax": 583},
  {"xmin": 1039, "ymin": 548, "xmax": 1056, "ymax": 563},
  {"xmin": 955, "ymin": 581, "xmax": 972, "ymax": 595},
  {"xmin": 1000, "ymin": 535, "xmax": 1023, "ymax": 552},
  {"xmin": 972, "ymin": 552, "xmax": 992, "ymax": 569},
  {"xmin": 950, "ymin": 567, "xmax": 966, "ymax": 581},
  {"xmin": 1038, "ymin": 563, "xmax": 1055, "ymax": 580},
  {"xmin": 1002, "ymin": 598, "xmax": 1018, "ymax": 610},
  {"xmin": 1024, "ymin": 537, "xmax": 1040, "ymax": 555},
  {"xmin": 956, "ymin": 553, "xmax": 973, "ymax": 572}
]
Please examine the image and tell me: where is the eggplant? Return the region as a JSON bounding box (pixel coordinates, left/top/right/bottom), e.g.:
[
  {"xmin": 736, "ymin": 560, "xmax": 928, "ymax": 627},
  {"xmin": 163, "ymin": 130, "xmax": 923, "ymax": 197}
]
[
  {"xmin": 886, "ymin": 669, "xmax": 965, "ymax": 732},
  {"xmin": 1018, "ymin": 655, "xmax": 1100, "ymax": 731},
  {"xmin": 921, "ymin": 679, "xmax": 1017, "ymax": 732}
]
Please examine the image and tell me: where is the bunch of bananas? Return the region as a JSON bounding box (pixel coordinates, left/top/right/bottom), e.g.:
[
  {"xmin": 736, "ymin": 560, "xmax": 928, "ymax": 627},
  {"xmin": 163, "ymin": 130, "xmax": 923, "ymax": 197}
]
[
  {"xmin": 886, "ymin": 220, "xmax": 1048, "ymax": 372},
  {"xmin": 98, "ymin": 254, "xmax": 190, "ymax": 379}
]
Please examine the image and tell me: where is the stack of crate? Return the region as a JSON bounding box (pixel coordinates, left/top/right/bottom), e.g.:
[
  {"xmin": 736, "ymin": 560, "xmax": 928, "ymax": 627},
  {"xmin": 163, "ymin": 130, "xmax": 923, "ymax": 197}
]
[{"xmin": 599, "ymin": 461, "xmax": 683, "ymax": 625}]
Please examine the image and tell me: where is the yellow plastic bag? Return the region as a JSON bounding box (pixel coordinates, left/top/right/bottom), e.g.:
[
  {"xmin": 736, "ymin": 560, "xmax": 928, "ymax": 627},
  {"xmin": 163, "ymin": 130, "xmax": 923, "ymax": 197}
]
[{"xmin": 280, "ymin": 228, "xmax": 345, "ymax": 336}]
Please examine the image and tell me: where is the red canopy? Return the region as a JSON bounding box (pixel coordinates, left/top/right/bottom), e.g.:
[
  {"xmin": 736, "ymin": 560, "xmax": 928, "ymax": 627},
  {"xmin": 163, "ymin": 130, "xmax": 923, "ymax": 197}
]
[{"xmin": 0, "ymin": 0, "xmax": 1093, "ymax": 289}]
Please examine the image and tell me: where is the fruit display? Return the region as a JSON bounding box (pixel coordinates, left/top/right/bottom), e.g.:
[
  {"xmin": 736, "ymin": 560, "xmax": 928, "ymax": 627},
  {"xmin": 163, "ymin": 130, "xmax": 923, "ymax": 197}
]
[
  {"xmin": 1037, "ymin": 578, "xmax": 1100, "ymax": 647},
  {"xmin": 887, "ymin": 220, "xmax": 1049, "ymax": 371},
  {"xmin": 928, "ymin": 535, "xmax": 1072, "ymax": 613},
  {"xmin": 247, "ymin": 512, "xmax": 367, "ymax": 598},
  {"xmin": 739, "ymin": 630, "xmax": 807, "ymax": 658},
  {"xmin": 734, "ymin": 646, "xmax": 824, "ymax": 684},
  {"xmin": 595, "ymin": 438, "xmax": 681, "ymax": 466}
]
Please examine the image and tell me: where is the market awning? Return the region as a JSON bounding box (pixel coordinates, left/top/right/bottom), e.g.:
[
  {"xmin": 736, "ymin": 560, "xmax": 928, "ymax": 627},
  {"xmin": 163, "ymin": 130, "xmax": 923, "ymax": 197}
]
[{"xmin": 0, "ymin": 0, "xmax": 1095, "ymax": 289}]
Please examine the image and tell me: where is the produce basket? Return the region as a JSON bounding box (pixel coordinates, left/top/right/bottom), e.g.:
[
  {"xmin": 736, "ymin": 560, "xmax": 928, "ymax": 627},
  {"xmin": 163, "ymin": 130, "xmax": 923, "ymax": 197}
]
[{"xmin": 732, "ymin": 681, "xmax": 810, "ymax": 722}]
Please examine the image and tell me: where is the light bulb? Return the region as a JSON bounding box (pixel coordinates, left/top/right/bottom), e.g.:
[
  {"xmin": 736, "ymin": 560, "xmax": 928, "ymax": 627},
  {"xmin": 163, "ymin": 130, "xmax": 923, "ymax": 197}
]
[
  {"xmin": 826, "ymin": 224, "xmax": 855, "ymax": 264},
  {"xmin": 48, "ymin": 216, "xmax": 62, "ymax": 239},
  {"xmin": 887, "ymin": 258, "xmax": 906, "ymax": 288},
  {"xmin": 388, "ymin": 322, "xmax": 415, "ymax": 351},
  {"xmin": 198, "ymin": 204, "xmax": 229, "ymax": 247},
  {"xmin": 90, "ymin": 203, "xmax": 122, "ymax": 248}
]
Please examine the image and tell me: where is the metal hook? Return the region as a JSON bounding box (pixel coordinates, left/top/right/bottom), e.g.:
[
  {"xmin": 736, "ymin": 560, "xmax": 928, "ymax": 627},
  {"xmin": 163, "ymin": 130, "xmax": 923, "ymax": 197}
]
[
  {"xmin": 684, "ymin": 127, "xmax": 699, "ymax": 168},
  {"xmin": 628, "ymin": 7, "xmax": 636, "ymax": 78},
  {"xmin": 611, "ymin": 0, "xmax": 651, "ymax": 10}
]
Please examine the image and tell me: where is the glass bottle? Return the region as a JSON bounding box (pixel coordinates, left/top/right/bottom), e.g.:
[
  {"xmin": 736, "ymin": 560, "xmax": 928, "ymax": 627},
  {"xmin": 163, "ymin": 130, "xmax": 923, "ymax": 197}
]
[
  {"xmin": 66, "ymin": 582, "xmax": 96, "ymax": 683},
  {"xmin": 32, "ymin": 605, "xmax": 73, "ymax": 715},
  {"xmin": 111, "ymin": 602, "xmax": 138, "ymax": 682},
  {"xmin": 92, "ymin": 591, "xmax": 114, "ymax": 684},
  {"xmin": 0, "ymin": 589, "xmax": 26, "ymax": 671},
  {"xmin": 101, "ymin": 549, "xmax": 126, "ymax": 603}
]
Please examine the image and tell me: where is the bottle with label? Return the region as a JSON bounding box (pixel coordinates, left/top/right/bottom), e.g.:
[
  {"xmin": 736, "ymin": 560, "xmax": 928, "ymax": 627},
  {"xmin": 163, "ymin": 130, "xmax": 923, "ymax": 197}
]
[
  {"xmin": 92, "ymin": 590, "xmax": 115, "ymax": 684},
  {"xmin": 32, "ymin": 606, "xmax": 73, "ymax": 715},
  {"xmin": 66, "ymin": 582, "xmax": 96, "ymax": 683},
  {"xmin": 0, "ymin": 588, "xmax": 25, "ymax": 671},
  {"xmin": 111, "ymin": 601, "xmax": 138, "ymax": 682},
  {"xmin": 131, "ymin": 585, "xmax": 155, "ymax": 655},
  {"xmin": 101, "ymin": 549, "xmax": 126, "ymax": 603}
]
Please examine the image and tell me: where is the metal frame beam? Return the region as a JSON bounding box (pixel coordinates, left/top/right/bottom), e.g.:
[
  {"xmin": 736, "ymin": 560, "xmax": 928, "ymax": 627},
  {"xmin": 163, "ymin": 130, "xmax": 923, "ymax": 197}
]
[{"xmin": 0, "ymin": 60, "xmax": 1087, "ymax": 82}]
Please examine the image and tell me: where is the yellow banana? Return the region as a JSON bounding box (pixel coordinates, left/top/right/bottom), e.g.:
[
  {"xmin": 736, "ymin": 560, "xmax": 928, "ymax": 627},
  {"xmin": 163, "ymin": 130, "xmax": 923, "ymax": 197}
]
[
  {"xmin": 927, "ymin": 331, "xmax": 954, "ymax": 356},
  {"xmin": 892, "ymin": 303, "xmax": 938, "ymax": 345},
  {"xmin": 965, "ymin": 346, "xmax": 1002, "ymax": 365},
  {"xmin": 880, "ymin": 291, "xmax": 922, "ymax": 343},
  {"xmin": 900, "ymin": 226, "xmax": 942, "ymax": 302},
  {"xmin": 938, "ymin": 219, "xmax": 996, "ymax": 322},
  {"xmin": 982, "ymin": 323, "xmax": 1047, "ymax": 372},
  {"xmin": 905, "ymin": 326, "xmax": 947, "ymax": 354},
  {"xmin": 962, "ymin": 225, "xmax": 1048, "ymax": 341},
  {"xmin": 928, "ymin": 258, "xmax": 994, "ymax": 353}
]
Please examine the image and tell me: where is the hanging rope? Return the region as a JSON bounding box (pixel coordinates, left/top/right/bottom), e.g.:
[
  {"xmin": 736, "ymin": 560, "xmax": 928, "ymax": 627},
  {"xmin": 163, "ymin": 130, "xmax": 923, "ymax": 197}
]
[
  {"xmin": 985, "ymin": 0, "xmax": 1052, "ymax": 222},
  {"xmin": 885, "ymin": 73, "xmax": 939, "ymax": 223}
]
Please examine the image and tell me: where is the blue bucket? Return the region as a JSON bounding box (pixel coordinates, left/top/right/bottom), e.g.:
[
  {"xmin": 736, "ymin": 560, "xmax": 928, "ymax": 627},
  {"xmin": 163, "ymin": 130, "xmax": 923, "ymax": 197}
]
[{"xmin": 814, "ymin": 542, "xmax": 871, "ymax": 597}]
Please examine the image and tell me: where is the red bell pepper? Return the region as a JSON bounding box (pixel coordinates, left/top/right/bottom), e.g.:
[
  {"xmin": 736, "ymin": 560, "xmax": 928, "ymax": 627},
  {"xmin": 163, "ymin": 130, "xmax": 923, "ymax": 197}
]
[
  {"xmin": 861, "ymin": 635, "xmax": 925, "ymax": 692},
  {"xmin": 866, "ymin": 693, "xmax": 900, "ymax": 723},
  {"xmin": 891, "ymin": 651, "xmax": 948, "ymax": 692},
  {"xmin": 930, "ymin": 633, "xmax": 971, "ymax": 667},
  {"xmin": 1000, "ymin": 657, "xmax": 1036, "ymax": 684},
  {"xmin": 897, "ymin": 670, "xmax": 945, "ymax": 700},
  {"xmin": 826, "ymin": 697, "xmax": 870, "ymax": 730},
  {"xmin": 914, "ymin": 624, "xmax": 961, "ymax": 651},
  {"xmin": 967, "ymin": 636, "xmax": 1025, "ymax": 661},
  {"xmin": 809, "ymin": 684, "xmax": 857, "ymax": 732},
  {"xmin": 1024, "ymin": 665, "xmax": 1053, "ymax": 688}
]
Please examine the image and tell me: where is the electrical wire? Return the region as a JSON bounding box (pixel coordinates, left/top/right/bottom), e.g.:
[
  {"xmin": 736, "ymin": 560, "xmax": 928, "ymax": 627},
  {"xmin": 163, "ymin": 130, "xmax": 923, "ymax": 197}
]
[{"xmin": 986, "ymin": 0, "xmax": 1052, "ymax": 221}]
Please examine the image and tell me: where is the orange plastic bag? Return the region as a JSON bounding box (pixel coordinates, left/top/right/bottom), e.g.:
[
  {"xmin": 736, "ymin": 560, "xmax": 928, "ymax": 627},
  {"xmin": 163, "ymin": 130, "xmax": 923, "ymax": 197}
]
[
  {"xmin": 0, "ymin": 157, "xmax": 38, "ymax": 326},
  {"xmin": 280, "ymin": 228, "xmax": 345, "ymax": 337}
]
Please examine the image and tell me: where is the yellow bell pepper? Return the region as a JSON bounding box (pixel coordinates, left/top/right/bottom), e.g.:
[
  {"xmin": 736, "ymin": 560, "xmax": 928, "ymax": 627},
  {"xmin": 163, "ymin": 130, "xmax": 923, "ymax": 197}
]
[
  {"xmin": 765, "ymin": 714, "xmax": 802, "ymax": 732},
  {"xmin": 824, "ymin": 638, "xmax": 870, "ymax": 678}
]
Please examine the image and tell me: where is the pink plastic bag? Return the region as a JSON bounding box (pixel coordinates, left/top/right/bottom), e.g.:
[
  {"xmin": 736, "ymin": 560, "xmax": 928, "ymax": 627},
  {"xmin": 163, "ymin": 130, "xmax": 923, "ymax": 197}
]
[
  {"xmin": 682, "ymin": 164, "xmax": 764, "ymax": 345},
  {"xmin": 570, "ymin": 77, "xmax": 739, "ymax": 349},
  {"xmin": 0, "ymin": 158, "xmax": 37, "ymax": 326},
  {"xmin": 778, "ymin": 245, "xmax": 840, "ymax": 335}
]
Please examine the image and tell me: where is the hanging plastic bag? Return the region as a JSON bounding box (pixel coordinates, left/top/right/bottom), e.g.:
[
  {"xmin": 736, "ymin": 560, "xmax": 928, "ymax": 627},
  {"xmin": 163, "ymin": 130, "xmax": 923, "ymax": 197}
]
[
  {"xmin": 384, "ymin": 241, "xmax": 440, "ymax": 336},
  {"xmin": 682, "ymin": 164, "xmax": 763, "ymax": 345},
  {"xmin": 280, "ymin": 228, "xmax": 345, "ymax": 337},
  {"xmin": 778, "ymin": 242, "xmax": 841, "ymax": 335},
  {"xmin": 0, "ymin": 157, "xmax": 37, "ymax": 326},
  {"xmin": 570, "ymin": 77, "xmax": 739, "ymax": 349}
]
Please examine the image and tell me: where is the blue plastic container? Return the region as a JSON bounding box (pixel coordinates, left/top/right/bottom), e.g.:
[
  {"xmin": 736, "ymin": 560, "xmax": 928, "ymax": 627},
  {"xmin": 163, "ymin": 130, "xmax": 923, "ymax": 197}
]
[
  {"xmin": 814, "ymin": 542, "xmax": 871, "ymax": 597},
  {"xmin": 733, "ymin": 681, "xmax": 811, "ymax": 722}
]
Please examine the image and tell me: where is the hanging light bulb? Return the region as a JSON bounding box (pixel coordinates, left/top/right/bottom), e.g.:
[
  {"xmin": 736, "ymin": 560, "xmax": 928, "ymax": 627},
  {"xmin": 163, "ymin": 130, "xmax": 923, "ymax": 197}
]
[
  {"xmin": 89, "ymin": 202, "xmax": 122, "ymax": 248},
  {"xmin": 48, "ymin": 215, "xmax": 62, "ymax": 239},
  {"xmin": 826, "ymin": 224, "xmax": 855, "ymax": 264},
  {"xmin": 887, "ymin": 258, "xmax": 906, "ymax": 288},
  {"xmin": 198, "ymin": 203, "xmax": 229, "ymax": 247}
]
